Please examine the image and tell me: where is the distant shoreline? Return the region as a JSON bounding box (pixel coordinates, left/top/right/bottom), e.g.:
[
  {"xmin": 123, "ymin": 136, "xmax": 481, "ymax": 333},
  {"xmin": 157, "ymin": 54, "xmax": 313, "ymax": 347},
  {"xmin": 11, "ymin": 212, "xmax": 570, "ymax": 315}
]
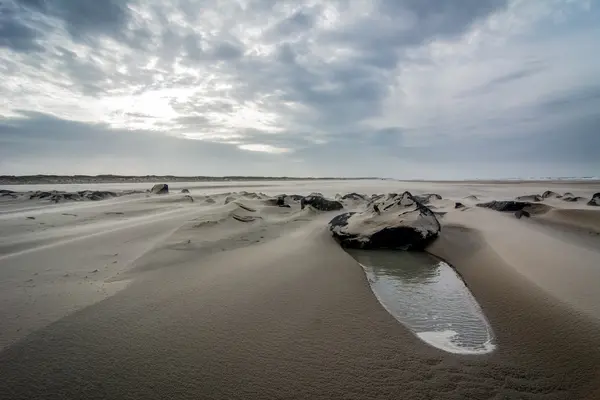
[
  {"xmin": 0, "ymin": 175, "xmax": 379, "ymax": 185},
  {"xmin": 1, "ymin": 175, "xmax": 598, "ymax": 186}
]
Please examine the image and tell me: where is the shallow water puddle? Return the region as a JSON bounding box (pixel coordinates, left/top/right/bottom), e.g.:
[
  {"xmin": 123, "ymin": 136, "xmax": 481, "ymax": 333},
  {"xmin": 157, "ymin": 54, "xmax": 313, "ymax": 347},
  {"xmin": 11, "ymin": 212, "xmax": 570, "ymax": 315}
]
[{"xmin": 348, "ymin": 250, "xmax": 495, "ymax": 354}]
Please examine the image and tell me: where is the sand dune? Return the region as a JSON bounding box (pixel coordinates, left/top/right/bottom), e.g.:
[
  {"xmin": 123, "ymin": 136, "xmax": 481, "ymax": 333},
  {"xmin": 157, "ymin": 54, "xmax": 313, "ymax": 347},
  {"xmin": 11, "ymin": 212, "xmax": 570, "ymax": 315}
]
[{"xmin": 1, "ymin": 180, "xmax": 599, "ymax": 399}]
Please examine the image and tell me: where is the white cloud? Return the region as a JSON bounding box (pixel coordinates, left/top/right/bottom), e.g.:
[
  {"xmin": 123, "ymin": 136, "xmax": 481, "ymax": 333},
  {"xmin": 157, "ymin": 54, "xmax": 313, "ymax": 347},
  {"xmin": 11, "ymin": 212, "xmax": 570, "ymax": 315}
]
[{"xmin": 238, "ymin": 144, "xmax": 292, "ymax": 154}]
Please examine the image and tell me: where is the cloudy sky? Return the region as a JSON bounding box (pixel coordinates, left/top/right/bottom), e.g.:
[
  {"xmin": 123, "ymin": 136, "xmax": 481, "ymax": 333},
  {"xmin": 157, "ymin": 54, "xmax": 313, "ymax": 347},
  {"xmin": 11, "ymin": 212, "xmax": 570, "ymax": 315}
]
[{"xmin": 1, "ymin": 0, "xmax": 598, "ymax": 179}]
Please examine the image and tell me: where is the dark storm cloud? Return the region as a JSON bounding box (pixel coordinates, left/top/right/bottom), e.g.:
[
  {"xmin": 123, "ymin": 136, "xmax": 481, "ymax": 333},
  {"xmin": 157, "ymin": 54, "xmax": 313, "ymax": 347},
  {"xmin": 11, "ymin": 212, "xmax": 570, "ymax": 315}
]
[{"xmin": 15, "ymin": 0, "xmax": 131, "ymax": 39}]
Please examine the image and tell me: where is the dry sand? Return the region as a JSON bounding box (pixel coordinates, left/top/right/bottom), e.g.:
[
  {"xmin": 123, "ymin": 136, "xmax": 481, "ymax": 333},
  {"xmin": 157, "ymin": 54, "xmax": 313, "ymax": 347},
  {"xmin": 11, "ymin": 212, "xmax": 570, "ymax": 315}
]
[{"xmin": 0, "ymin": 180, "xmax": 599, "ymax": 399}]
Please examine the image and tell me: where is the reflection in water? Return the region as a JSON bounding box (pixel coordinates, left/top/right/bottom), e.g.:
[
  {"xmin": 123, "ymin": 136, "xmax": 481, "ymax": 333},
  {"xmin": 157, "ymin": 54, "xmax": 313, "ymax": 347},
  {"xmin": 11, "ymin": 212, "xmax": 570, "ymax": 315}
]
[{"xmin": 348, "ymin": 250, "xmax": 495, "ymax": 354}]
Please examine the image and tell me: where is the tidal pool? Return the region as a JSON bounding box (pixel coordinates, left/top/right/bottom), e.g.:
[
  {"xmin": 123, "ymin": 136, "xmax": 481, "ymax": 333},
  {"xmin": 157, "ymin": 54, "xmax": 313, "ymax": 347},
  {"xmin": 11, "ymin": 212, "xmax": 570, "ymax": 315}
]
[{"xmin": 348, "ymin": 250, "xmax": 495, "ymax": 354}]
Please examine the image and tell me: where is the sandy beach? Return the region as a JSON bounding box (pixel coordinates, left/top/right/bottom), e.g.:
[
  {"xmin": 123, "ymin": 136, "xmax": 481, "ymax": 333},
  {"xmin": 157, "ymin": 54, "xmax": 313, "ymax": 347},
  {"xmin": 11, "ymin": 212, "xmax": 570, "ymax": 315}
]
[{"xmin": 1, "ymin": 179, "xmax": 600, "ymax": 399}]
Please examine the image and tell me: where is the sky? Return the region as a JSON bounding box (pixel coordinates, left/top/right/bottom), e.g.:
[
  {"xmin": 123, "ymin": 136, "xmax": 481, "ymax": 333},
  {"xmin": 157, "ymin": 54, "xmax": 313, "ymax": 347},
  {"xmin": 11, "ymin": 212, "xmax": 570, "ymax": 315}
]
[{"xmin": 1, "ymin": 0, "xmax": 599, "ymax": 179}]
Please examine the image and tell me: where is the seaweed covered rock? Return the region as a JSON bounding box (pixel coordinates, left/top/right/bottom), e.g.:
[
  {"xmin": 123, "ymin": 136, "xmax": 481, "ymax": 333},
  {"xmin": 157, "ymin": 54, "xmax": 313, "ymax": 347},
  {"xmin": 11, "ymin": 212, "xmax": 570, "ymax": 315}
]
[
  {"xmin": 301, "ymin": 195, "xmax": 343, "ymax": 211},
  {"xmin": 328, "ymin": 191, "xmax": 440, "ymax": 250}
]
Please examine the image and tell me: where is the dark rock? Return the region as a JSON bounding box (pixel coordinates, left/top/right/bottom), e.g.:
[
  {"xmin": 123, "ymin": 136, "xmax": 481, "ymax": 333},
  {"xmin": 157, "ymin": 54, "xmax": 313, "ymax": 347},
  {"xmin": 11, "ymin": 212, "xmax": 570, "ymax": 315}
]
[
  {"xmin": 562, "ymin": 196, "xmax": 586, "ymax": 203},
  {"xmin": 563, "ymin": 192, "xmax": 574, "ymax": 198},
  {"xmin": 150, "ymin": 184, "xmax": 169, "ymax": 194},
  {"xmin": 587, "ymin": 193, "xmax": 600, "ymax": 206},
  {"xmin": 476, "ymin": 201, "xmax": 532, "ymax": 212},
  {"xmin": 414, "ymin": 193, "xmax": 442, "ymax": 204},
  {"xmin": 455, "ymin": 202, "xmax": 465, "ymax": 209},
  {"xmin": 515, "ymin": 210, "xmax": 531, "ymax": 219},
  {"xmin": 181, "ymin": 189, "xmax": 190, "ymax": 194},
  {"xmin": 328, "ymin": 191, "xmax": 441, "ymax": 250},
  {"xmin": 541, "ymin": 190, "xmax": 561, "ymax": 199},
  {"xmin": 264, "ymin": 196, "xmax": 291, "ymax": 208},
  {"xmin": 0, "ymin": 189, "xmax": 16, "ymax": 198},
  {"xmin": 341, "ymin": 193, "xmax": 367, "ymax": 201},
  {"xmin": 516, "ymin": 194, "xmax": 543, "ymax": 202},
  {"xmin": 286, "ymin": 194, "xmax": 304, "ymax": 202},
  {"xmin": 79, "ymin": 191, "xmax": 117, "ymax": 201},
  {"xmin": 301, "ymin": 195, "xmax": 343, "ymax": 211},
  {"xmin": 185, "ymin": 195, "xmax": 194, "ymax": 202}
]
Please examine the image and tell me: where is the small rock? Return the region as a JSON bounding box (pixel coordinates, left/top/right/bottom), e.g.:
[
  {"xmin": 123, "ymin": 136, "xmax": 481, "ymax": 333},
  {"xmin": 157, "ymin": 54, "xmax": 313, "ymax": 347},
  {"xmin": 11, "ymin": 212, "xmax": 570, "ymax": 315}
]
[
  {"xmin": 516, "ymin": 194, "xmax": 543, "ymax": 202},
  {"xmin": 541, "ymin": 190, "xmax": 560, "ymax": 199},
  {"xmin": 301, "ymin": 195, "xmax": 343, "ymax": 211},
  {"xmin": 587, "ymin": 193, "xmax": 600, "ymax": 206},
  {"xmin": 515, "ymin": 210, "xmax": 530, "ymax": 219},
  {"xmin": 477, "ymin": 201, "xmax": 532, "ymax": 212},
  {"xmin": 26, "ymin": 216, "xmax": 35, "ymax": 220},
  {"xmin": 181, "ymin": 189, "xmax": 190, "ymax": 194},
  {"xmin": 455, "ymin": 202, "xmax": 465, "ymax": 209},
  {"xmin": 150, "ymin": 184, "xmax": 169, "ymax": 194}
]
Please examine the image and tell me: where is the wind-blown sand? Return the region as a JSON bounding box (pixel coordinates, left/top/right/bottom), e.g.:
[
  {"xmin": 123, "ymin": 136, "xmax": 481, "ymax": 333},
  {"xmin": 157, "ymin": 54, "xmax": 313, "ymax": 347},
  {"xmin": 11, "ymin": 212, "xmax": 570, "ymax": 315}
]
[{"xmin": 0, "ymin": 180, "xmax": 599, "ymax": 399}]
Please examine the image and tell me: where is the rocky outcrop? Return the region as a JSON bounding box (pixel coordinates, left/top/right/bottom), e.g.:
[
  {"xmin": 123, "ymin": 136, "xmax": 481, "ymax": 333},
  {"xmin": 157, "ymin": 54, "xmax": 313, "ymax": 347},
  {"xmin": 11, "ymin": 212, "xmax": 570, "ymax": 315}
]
[
  {"xmin": 151, "ymin": 184, "xmax": 169, "ymax": 194},
  {"xmin": 301, "ymin": 195, "xmax": 343, "ymax": 212},
  {"xmin": 541, "ymin": 191, "xmax": 561, "ymax": 199},
  {"xmin": 28, "ymin": 190, "xmax": 118, "ymax": 203},
  {"xmin": 264, "ymin": 195, "xmax": 291, "ymax": 208},
  {"xmin": 588, "ymin": 193, "xmax": 600, "ymax": 206},
  {"xmin": 414, "ymin": 193, "xmax": 442, "ymax": 204},
  {"xmin": 341, "ymin": 193, "xmax": 367, "ymax": 201},
  {"xmin": 328, "ymin": 191, "xmax": 441, "ymax": 250},
  {"xmin": 0, "ymin": 189, "xmax": 16, "ymax": 198},
  {"xmin": 562, "ymin": 196, "xmax": 586, "ymax": 203},
  {"xmin": 476, "ymin": 201, "xmax": 532, "ymax": 212},
  {"xmin": 516, "ymin": 194, "xmax": 543, "ymax": 202}
]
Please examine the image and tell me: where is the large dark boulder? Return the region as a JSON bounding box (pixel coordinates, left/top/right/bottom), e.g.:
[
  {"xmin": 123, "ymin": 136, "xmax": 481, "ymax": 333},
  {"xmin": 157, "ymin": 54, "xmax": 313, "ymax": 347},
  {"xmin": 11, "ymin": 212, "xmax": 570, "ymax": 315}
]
[
  {"xmin": 588, "ymin": 193, "xmax": 600, "ymax": 207},
  {"xmin": 328, "ymin": 191, "xmax": 441, "ymax": 250},
  {"xmin": 151, "ymin": 184, "xmax": 169, "ymax": 194},
  {"xmin": 476, "ymin": 201, "xmax": 532, "ymax": 212},
  {"xmin": 301, "ymin": 195, "xmax": 343, "ymax": 211}
]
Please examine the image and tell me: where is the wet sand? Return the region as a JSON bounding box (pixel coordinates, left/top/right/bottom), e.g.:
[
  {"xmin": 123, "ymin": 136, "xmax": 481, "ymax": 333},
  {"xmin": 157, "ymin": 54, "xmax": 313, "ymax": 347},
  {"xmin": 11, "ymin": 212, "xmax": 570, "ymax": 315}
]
[{"xmin": 1, "ymin": 180, "xmax": 600, "ymax": 399}]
